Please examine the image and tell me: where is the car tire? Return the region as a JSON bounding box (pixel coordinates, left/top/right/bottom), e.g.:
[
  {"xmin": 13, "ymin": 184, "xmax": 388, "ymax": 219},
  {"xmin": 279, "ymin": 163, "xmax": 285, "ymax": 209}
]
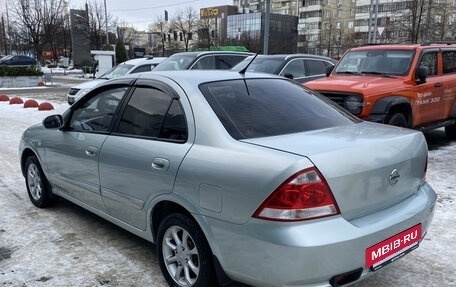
[
  {"xmin": 445, "ymin": 124, "xmax": 456, "ymax": 140},
  {"xmin": 387, "ymin": 112, "xmax": 408, "ymax": 128},
  {"xmin": 157, "ymin": 213, "xmax": 216, "ymax": 287},
  {"xmin": 25, "ymin": 156, "xmax": 56, "ymax": 208}
]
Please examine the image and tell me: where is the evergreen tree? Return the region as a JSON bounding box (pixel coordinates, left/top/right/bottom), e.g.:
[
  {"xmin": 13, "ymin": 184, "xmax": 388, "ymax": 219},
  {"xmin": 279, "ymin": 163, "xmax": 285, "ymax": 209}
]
[{"xmin": 116, "ymin": 39, "xmax": 128, "ymax": 63}]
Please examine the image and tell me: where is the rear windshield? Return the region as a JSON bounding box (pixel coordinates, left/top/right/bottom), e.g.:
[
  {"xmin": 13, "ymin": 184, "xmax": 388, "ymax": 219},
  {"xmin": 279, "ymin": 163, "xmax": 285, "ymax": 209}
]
[
  {"xmin": 232, "ymin": 57, "xmax": 283, "ymax": 74},
  {"xmin": 200, "ymin": 79, "xmax": 359, "ymax": 139},
  {"xmin": 99, "ymin": 64, "xmax": 134, "ymax": 79},
  {"xmin": 153, "ymin": 54, "xmax": 196, "ymax": 71}
]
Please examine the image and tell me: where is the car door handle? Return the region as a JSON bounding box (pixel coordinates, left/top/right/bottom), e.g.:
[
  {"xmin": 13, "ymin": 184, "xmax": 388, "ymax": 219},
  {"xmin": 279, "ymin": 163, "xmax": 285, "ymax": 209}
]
[
  {"xmin": 152, "ymin": 158, "xmax": 170, "ymax": 171},
  {"xmin": 85, "ymin": 146, "xmax": 98, "ymax": 157},
  {"xmin": 434, "ymin": 83, "xmax": 442, "ymax": 87}
]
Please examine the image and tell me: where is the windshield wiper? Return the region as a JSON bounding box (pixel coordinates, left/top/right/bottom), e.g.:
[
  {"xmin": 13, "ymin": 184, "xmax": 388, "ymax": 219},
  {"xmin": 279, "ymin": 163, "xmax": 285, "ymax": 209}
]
[
  {"xmin": 336, "ymin": 71, "xmax": 360, "ymax": 75},
  {"xmin": 360, "ymin": 71, "xmax": 396, "ymax": 78}
]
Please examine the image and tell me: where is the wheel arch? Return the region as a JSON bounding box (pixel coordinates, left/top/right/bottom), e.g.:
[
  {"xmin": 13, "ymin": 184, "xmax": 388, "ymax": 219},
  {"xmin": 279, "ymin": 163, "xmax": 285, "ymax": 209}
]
[
  {"xmin": 370, "ymin": 96, "xmax": 413, "ymax": 126},
  {"xmin": 20, "ymin": 148, "xmax": 38, "ymax": 177},
  {"xmin": 150, "ymin": 200, "xmax": 234, "ymax": 286}
]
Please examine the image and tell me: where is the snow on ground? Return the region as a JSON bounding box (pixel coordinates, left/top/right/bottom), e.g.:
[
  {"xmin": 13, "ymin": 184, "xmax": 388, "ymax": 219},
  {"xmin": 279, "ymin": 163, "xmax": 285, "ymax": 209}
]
[{"xmin": 0, "ymin": 97, "xmax": 454, "ymax": 287}]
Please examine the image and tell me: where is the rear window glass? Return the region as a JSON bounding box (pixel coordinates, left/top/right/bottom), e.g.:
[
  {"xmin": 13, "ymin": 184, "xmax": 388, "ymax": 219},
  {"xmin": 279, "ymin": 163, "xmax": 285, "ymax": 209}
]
[{"xmin": 200, "ymin": 79, "xmax": 359, "ymax": 139}]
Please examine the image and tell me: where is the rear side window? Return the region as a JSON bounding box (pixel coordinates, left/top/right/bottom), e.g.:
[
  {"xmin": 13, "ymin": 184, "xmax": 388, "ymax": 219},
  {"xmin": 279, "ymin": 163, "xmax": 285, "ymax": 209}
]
[
  {"xmin": 305, "ymin": 59, "xmax": 327, "ymax": 75},
  {"xmin": 117, "ymin": 87, "xmax": 187, "ymax": 141},
  {"xmin": 131, "ymin": 65, "xmax": 152, "ymax": 73},
  {"xmin": 193, "ymin": 55, "xmax": 246, "ymax": 69},
  {"xmin": 200, "ymin": 79, "xmax": 359, "ymax": 139},
  {"xmin": 442, "ymin": 51, "xmax": 456, "ymax": 74},
  {"xmin": 280, "ymin": 60, "xmax": 305, "ymax": 78}
]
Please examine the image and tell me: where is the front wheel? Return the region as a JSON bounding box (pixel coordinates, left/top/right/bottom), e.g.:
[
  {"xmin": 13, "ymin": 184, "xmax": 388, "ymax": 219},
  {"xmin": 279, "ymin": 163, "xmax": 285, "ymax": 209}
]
[
  {"xmin": 157, "ymin": 213, "xmax": 216, "ymax": 287},
  {"xmin": 25, "ymin": 156, "xmax": 56, "ymax": 208},
  {"xmin": 386, "ymin": 112, "xmax": 408, "ymax": 128}
]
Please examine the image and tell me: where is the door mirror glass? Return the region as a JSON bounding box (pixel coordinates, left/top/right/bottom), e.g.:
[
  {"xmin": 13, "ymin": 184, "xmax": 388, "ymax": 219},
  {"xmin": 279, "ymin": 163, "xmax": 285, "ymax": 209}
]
[{"xmin": 43, "ymin": 115, "xmax": 63, "ymax": 129}]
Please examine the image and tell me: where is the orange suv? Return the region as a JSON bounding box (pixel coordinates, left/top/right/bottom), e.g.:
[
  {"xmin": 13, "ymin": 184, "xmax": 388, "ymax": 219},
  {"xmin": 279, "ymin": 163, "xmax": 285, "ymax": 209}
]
[{"xmin": 304, "ymin": 42, "xmax": 456, "ymax": 139}]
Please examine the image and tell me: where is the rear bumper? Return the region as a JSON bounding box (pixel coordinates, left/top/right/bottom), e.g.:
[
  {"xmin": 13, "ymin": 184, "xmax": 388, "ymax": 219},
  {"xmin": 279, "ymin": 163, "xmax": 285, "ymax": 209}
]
[{"xmin": 202, "ymin": 182, "xmax": 436, "ymax": 287}]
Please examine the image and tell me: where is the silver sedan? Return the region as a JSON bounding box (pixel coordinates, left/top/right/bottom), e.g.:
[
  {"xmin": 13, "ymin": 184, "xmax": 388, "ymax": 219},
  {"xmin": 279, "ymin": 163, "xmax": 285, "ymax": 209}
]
[{"xmin": 19, "ymin": 70, "xmax": 437, "ymax": 287}]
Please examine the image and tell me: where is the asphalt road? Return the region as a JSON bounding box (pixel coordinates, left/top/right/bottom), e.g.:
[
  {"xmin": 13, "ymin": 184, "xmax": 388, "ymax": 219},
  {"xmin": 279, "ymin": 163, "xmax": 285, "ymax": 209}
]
[{"xmin": 0, "ymin": 83, "xmax": 454, "ymax": 287}]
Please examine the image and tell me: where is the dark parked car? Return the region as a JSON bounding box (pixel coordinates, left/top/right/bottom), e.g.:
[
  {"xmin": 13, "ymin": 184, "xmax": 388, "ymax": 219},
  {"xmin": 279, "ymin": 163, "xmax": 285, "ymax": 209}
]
[
  {"xmin": 20, "ymin": 70, "xmax": 436, "ymax": 287},
  {"xmin": 0, "ymin": 55, "xmax": 37, "ymax": 66},
  {"xmin": 232, "ymin": 54, "xmax": 338, "ymax": 83}
]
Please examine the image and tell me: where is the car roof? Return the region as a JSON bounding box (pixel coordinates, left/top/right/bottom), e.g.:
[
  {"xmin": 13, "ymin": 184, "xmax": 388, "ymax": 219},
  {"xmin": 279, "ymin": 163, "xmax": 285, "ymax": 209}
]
[
  {"xmin": 121, "ymin": 57, "xmax": 167, "ymax": 66},
  {"xmin": 133, "ymin": 69, "xmax": 279, "ymax": 85},
  {"xmin": 250, "ymin": 54, "xmax": 336, "ymax": 61},
  {"xmin": 170, "ymin": 51, "xmax": 254, "ymax": 57}
]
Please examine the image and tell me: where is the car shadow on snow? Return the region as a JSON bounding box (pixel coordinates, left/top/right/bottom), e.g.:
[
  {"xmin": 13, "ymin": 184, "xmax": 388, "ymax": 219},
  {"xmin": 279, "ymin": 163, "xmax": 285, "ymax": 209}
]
[{"xmin": 422, "ymin": 128, "xmax": 454, "ymax": 151}]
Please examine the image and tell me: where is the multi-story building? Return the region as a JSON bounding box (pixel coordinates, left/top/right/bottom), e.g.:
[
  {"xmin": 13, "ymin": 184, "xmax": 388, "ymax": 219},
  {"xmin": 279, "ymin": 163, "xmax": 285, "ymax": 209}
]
[
  {"xmin": 231, "ymin": 0, "xmax": 456, "ymax": 58},
  {"xmin": 234, "ymin": 0, "xmax": 300, "ymax": 15},
  {"xmin": 226, "ymin": 12, "xmax": 298, "ymax": 53},
  {"xmin": 298, "ymin": 0, "xmax": 356, "ymax": 57}
]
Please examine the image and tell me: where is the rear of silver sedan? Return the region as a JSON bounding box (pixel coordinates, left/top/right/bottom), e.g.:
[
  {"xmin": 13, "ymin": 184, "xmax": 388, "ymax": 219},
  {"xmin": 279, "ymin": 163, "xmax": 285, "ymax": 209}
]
[
  {"xmin": 196, "ymin": 125, "xmax": 435, "ymax": 286},
  {"xmin": 192, "ymin": 78, "xmax": 437, "ymax": 287}
]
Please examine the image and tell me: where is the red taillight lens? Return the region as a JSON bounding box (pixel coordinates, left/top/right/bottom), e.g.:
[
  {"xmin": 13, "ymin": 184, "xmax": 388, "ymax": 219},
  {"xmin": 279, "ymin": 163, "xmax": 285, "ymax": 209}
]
[{"xmin": 253, "ymin": 167, "xmax": 340, "ymax": 221}]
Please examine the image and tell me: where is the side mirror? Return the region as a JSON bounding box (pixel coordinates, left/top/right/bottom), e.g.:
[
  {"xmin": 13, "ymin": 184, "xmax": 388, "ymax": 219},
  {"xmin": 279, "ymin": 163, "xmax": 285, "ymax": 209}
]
[
  {"xmin": 326, "ymin": 65, "xmax": 335, "ymax": 77},
  {"xmin": 43, "ymin": 115, "xmax": 63, "ymax": 129},
  {"xmin": 416, "ymin": 66, "xmax": 430, "ymax": 84},
  {"xmin": 283, "ymin": 73, "xmax": 294, "ymax": 79}
]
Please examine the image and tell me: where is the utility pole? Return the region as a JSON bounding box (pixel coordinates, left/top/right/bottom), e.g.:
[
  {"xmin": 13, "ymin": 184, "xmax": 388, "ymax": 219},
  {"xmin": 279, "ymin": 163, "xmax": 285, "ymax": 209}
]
[
  {"xmin": 368, "ymin": 0, "xmax": 379, "ymax": 43},
  {"xmin": 263, "ymin": 0, "xmax": 270, "ymax": 54},
  {"xmin": 424, "ymin": 0, "xmax": 433, "ymax": 41},
  {"xmin": 104, "ymin": 0, "xmax": 109, "ymax": 45}
]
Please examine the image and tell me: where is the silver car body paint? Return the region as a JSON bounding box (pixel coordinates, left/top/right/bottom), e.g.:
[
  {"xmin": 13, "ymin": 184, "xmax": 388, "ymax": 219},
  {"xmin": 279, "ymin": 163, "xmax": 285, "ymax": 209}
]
[{"xmin": 20, "ymin": 70, "xmax": 437, "ymax": 287}]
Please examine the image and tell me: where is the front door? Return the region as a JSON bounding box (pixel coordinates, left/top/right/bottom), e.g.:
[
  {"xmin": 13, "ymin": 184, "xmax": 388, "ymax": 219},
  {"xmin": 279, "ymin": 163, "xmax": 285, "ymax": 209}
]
[{"xmin": 44, "ymin": 86, "xmax": 129, "ymax": 210}]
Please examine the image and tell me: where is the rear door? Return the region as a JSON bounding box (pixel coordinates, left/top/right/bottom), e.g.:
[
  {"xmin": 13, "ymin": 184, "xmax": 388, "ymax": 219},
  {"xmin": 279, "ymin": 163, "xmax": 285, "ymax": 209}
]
[
  {"xmin": 413, "ymin": 50, "xmax": 445, "ymax": 125},
  {"xmin": 99, "ymin": 79, "xmax": 192, "ymax": 230},
  {"xmin": 441, "ymin": 50, "xmax": 456, "ymax": 119}
]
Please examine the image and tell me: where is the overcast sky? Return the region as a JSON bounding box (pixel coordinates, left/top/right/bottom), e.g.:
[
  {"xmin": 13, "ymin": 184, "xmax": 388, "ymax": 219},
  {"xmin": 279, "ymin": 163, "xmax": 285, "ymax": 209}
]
[{"xmin": 69, "ymin": 0, "xmax": 234, "ymax": 30}]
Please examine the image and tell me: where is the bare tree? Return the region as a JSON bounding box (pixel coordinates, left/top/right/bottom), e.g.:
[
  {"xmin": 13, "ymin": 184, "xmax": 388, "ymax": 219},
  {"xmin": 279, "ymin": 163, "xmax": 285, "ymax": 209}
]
[
  {"xmin": 427, "ymin": 1, "xmax": 456, "ymax": 41},
  {"xmin": 9, "ymin": 0, "xmax": 66, "ymax": 62},
  {"xmin": 152, "ymin": 15, "xmax": 169, "ymax": 56},
  {"xmin": 388, "ymin": 0, "xmax": 427, "ymax": 43},
  {"xmin": 197, "ymin": 18, "xmax": 216, "ymax": 50},
  {"xmin": 172, "ymin": 6, "xmax": 198, "ymax": 52},
  {"xmin": 85, "ymin": 0, "xmax": 116, "ymax": 49},
  {"xmin": 116, "ymin": 20, "xmax": 137, "ymax": 47}
]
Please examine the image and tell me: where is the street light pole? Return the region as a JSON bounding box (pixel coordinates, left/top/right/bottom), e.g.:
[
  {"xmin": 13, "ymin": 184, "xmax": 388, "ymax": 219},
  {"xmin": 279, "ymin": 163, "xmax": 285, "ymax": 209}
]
[
  {"xmin": 104, "ymin": 0, "xmax": 109, "ymax": 45},
  {"xmin": 263, "ymin": 0, "xmax": 270, "ymax": 54}
]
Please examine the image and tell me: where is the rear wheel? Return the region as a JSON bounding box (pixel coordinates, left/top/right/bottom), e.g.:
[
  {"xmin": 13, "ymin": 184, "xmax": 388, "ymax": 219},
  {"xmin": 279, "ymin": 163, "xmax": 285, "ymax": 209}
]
[
  {"xmin": 25, "ymin": 156, "xmax": 56, "ymax": 208},
  {"xmin": 387, "ymin": 112, "xmax": 408, "ymax": 128},
  {"xmin": 157, "ymin": 213, "xmax": 216, "ymax": 287},
  {"xmin": 445, "ymin": 124, "xmax": 456, "ymax": 140}
]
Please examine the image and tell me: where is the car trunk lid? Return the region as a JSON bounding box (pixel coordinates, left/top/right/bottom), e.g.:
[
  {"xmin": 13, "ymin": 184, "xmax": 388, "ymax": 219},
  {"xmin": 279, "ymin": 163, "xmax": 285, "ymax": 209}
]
[{"xmin": 243, "ymin": 122, "xmax": 427, "ymax": 220}]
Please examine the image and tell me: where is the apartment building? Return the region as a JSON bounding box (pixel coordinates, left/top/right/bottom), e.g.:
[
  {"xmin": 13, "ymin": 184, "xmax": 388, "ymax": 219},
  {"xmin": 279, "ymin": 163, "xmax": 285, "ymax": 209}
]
[{"xmin": 231, "ymin": 0, "xmax": 456, "ymax": 57}]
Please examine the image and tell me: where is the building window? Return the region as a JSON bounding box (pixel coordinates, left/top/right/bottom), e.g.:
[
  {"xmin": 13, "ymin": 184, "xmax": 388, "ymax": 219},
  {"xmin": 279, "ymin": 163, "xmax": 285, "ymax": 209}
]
[{"xmin": 348, "ymin": 21, "xmax": 354, "ymax": 28}]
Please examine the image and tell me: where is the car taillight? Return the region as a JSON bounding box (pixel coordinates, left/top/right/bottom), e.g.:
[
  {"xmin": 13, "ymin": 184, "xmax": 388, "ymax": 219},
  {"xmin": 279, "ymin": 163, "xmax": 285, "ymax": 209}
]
[{"xmin": 253, "ymin": 167, "xmax": 340, "ymax": 221}]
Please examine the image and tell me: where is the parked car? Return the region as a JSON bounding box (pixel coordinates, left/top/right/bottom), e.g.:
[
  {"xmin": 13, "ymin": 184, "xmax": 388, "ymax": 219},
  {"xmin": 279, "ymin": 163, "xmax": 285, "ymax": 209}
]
[
  {"xmin": 0, "ymin": 55, "xmax": 37, "ymax": 66},
  {"xmin": 67, "ymin": 56, "xmax": 166, "ymax": 104},
  {"xmin": 20, "ymin": 70, "xmax": 436, "ymax": 287},
  {"xmin": 232, "ymin": 54, "xmax": 338, "ymax": 83},
  {"xmin": 304, "ymin": 42, "xmax": 456, "ymax": 139},
  {"xmin": 152, "ymin": 50, "xmax": 253, "ymax": 71}
]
